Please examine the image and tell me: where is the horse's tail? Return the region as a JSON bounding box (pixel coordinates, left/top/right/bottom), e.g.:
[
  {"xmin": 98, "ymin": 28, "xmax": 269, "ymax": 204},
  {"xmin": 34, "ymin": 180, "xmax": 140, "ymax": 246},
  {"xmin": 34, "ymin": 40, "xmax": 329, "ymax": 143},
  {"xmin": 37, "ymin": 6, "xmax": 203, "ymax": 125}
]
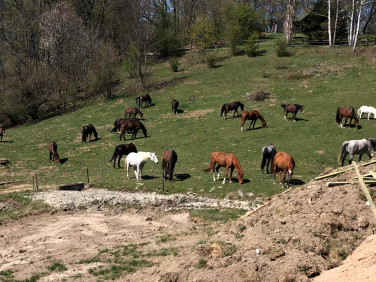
[
  {"xmin": 81, "ymin": 127, "xmax": 86, "ymax": 143},
  {"xmin": 93, "ymin": 127, "xmax": 98, "ymax": 139},
  {"xmin": 338, "ymin": 141, "xmax": 349, "ymax": 165},
  {"xmin": 111, "ymin": 123, "xmax": 121, "ymax": 132},
  {"xmin": 220, "ymin": 104, "xmax": 226, "ymax": 116},
  {"xmin": 108, "ymin": 146, "xmax": 118, "ymax": 163},
  {"xmin": 336, "ymin": 107, "xmax": 341, "ymax": 123},
  {"xmin": 168, "ymin": 150, "xmax": 177, "ymax": 175},
  {"xmin": 281, "ymin": 104, "xmax": 286, "ymax": 109},
  {"xmin": 203, "ymin": 156, "xmax": 215, "ymax": 173}
]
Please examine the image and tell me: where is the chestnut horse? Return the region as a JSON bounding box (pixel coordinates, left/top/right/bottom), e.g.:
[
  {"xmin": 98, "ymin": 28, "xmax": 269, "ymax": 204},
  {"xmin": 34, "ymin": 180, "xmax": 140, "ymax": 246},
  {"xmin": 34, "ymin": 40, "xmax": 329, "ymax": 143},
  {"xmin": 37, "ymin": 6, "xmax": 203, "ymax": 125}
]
[
  {"xmin": 203, "ymin": 152, "xmax": 244, "ymax": 184},
  {"xmin": 220, "ymin": 101, "xmax": 244, "ymax": 120},
  {"xmin": 82, "ymin": 124, "xmax": 98, "ymax": 143},
  {"xmin": 125, "ymin": 107, "xmax": 143, "ymax": 119},
  {"xmin": 108, "ymin": 143, "xmax": 138, "ymax": 168},
  {"xmin": 0, "ymin": 127, "xmax": 5, "ymax": 143},
  {"xmin": 162, "ymin": 149, "xmax": 178, "ymax": 180},
  {"xmin": 172, "ymin": 99, "xmax": 179, "ymax": 115},
  {"xmin": 281, "ymin": 104, "xmax": 304, "ymax": 121},
  {"xmin": 336, "ymin": 106, "xmax": 359, "ymax": 128},
  {"xmin": 119, "ymin": 119, "xmax": 147, "ymax": 140},
  {"xmin": 136, "ymin": 93, "xmax": 152, "ymax": 109},
  {"xmin": 241, "ymin": 110, "xmax": 267, "ymax": 132},
  {"xmin": 48, "ymin": 141, "xmax": 59, "ymax": 163},
  {"xmin": 271, "ymin": 152, "xmax": 295, "ymax": 188}
]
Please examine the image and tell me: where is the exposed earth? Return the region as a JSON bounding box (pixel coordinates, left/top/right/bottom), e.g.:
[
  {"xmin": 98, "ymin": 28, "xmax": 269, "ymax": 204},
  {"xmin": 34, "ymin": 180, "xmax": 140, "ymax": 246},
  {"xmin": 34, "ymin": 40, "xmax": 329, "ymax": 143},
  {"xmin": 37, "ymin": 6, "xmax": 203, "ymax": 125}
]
[{"xmin": 1, "ymin": 163, "xmax": 376, "ymax": 281}]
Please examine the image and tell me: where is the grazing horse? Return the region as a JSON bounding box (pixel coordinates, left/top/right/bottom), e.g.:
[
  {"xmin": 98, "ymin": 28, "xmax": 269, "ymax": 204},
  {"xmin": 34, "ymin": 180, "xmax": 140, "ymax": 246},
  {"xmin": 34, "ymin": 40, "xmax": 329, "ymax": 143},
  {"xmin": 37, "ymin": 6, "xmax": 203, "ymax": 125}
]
[
  {"xmin": 126, "ymin": 152, "xmax": 159, "ymax": 181},
  {"xmin": 172, "ymin": 99, "xmax": 179, "ymax": 115},
  {"xmin": 0, "ymin": 127, "xmax": 5, "ymax": 143},
  {"xmin": 111, "ymin": 118, "xmax": 129, "ymax": 132},
  {"xmin": 82, "ymin": 124, "xmax": 98, "ymax": 143},
  {"xmin": 271, "ymin": 152, "xmax": 295, "ymax": 188},
  {"xmin": 203, "ymin": 152, "xmax": 244, "ymax": 184},
  {"xmin": 338, "ymin": 138, "xmax": 376, "ymax": 166},
  {"xmin": 357, "ymin": 106, "xmax": 376, "ymax": 120},
  {"xmin": 261, "ymin": 144, "xmax": 277, "ymax": 174},
  {"xmin": 119, "ymin": 119, "xmax": 147, "ymax": 140},
  {"xmin": 162, "ymin": 149, "xmax": 178, "ymax": 180},
  {"xmin": 220, "ymin": 102, "xmax": 244, "ymax": 120},
  {"xmin": 48, "ymin": 141, "xmax": 59, "ymax": 163},
  {"xmin": 281, "ymin": 104, "xmax": 304, "ymax": 122},
  {"xmin": 125, "ymin": 107, "xmax": 144, "ymax": 119},
  {"xmin": 136, "ymin": 93, "xmax": 152, "ymax": 109},
  {"xmin": 336, "ymin": 106, "xmax": 359, "ymax": 128},
  {"xmin": 108, "ymin": 143, "xmax": 138, "ymax": 168},
  {"xmin": 241, "ymin": 110, "xmax": 267, "ymax": 132}
]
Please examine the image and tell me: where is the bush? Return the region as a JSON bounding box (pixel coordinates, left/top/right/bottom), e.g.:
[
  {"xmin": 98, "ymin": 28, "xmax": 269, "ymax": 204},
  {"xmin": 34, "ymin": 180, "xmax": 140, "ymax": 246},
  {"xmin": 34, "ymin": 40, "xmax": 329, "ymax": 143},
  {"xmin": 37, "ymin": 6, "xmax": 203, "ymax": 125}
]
[
  {"xmin": 168, "ymin": 57, "xmax": 179, "ymax": 72},
  {"xmin": 245, "ymin": 33, "xmax": 259, "ymax": 57},
  {"xmin": 206, "ymin": 53, "xmax": 217, "ymax": 68},
  {"xmin": 247, "ymin": 90, "xmax": 275, "ymax": 101},
  {"xmin": 276, "ymin": 38, "xmax": 290, "ymax": 57}
]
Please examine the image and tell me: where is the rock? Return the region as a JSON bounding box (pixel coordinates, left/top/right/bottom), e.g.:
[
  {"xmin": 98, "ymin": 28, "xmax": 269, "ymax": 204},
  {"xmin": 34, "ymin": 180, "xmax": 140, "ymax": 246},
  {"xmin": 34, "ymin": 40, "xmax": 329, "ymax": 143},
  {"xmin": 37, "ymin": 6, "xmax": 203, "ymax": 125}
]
[
  {"xmin": 158, "ymin": 272, "xmax": 179, "ymax": 282},
  {"xmin": 268, "ymin": 249, "xmax": 285, "ymax": 261},
  {"xmin": 210, "ymin": 243, "xmax": 223, "ymax": 258},
  {"xmin": 357, "ymin": 216, "xmax": 369, "ymax": 229}
]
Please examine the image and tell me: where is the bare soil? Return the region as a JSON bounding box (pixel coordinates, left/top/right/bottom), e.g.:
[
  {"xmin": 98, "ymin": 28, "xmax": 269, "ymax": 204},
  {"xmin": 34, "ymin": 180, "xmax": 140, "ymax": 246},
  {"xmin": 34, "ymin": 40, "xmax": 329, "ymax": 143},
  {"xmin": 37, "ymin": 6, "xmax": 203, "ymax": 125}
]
[{"xmin": 1, "ymin": 164, "xmax": 376, "ymax": 281}]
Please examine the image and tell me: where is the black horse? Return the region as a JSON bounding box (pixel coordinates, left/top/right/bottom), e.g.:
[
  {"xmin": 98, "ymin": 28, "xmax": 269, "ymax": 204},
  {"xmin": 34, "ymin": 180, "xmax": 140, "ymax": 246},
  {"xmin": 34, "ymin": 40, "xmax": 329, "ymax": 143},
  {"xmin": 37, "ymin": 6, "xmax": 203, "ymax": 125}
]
[
  {"xmin": 136, "ymin": 93, "xmax": 152, "ymax": 109},
  {"xmin": 0, "ymin": 127, "xmax": 5, "ymax": 143},
  {"xmin": 82, "ymin": 124, "xmax": 98, "ymax": 142},
  {"xmin": 119, "ymin": 119, "xmax": 147, "ymax": 140},
  {"xmin": 281, "ymin": 104, "xmax": 304, "ymax": 122},
  {"xmin": 261, "ymin": 144, "xmax": 277, "ymax": 174},
  {"xmin": 220, "ymin": 102, "xmax": 244, "ymax": 120},
  {"xmin": 48, "ymin": 141, "xmax": 59, "ymax": 163},
  {"xmin": 108, "ymin": 143, "xmax": 138, "ymax": 168},
  {"xmin": 172, "ymin": 99, "xmax": 179, "ymax": 115},
  {"xmin": 111, "ymin": 118, "xmax": 129, "ymax": 132}
]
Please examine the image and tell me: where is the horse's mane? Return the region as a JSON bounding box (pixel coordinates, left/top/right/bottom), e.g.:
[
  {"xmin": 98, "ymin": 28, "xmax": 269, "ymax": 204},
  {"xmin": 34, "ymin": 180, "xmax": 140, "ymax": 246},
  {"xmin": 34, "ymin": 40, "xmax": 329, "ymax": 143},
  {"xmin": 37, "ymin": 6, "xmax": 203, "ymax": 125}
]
[{"xmin": 231, "ymin": 154, "xmax": 243, "ymax": 178}]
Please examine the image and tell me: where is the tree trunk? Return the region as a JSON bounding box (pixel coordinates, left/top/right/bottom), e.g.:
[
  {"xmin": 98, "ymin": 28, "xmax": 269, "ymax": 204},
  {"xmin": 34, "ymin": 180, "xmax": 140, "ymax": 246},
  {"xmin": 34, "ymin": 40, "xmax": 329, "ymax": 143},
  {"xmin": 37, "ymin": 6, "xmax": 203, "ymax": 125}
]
[
  {"xmin": 352, "ymin": 0, "xmax": 363, "ymax": 53},
  {"xmin": 349, "ymin": 0, "xmax": 355, "ymax": 45},
  {"xmin": 333, "ymin": 0, "xmax": 339, "ymax": 45},
  {"xmin": 363, "ymin": 4, "xmax": 375, "ymax": 34},
  {"xmin": 328, "ymin": 0, "xmax": 332, "ymax": 46}
]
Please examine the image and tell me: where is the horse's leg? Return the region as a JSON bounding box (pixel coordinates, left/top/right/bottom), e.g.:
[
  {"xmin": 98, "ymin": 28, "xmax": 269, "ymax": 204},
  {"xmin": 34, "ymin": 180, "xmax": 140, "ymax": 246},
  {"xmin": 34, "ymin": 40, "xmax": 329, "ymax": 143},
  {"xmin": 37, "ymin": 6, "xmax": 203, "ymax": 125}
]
[
  {"xmin": 368, "ymin": 113, "xmax": 371, "ymax": 121},
  {"xmin": 222, "ymin": 166, "xmax": 229, "ymax": 184},
  {"xmin": 215, "ymin": 165, "xmax": 220, "ymax": 181},
  {"xmin": 139, "ymin": 163, "xmax": 144, "ymax": 180},
  {"xmin": 344, "ymin": 117, "xmax": 348, "ymax": 127},
  {"xmin": 348, "ymin": 154, "xmax": 354, "ymax": 165},
  {"xmin": 359, "ymin": 154, "xmax": 363, "ymax": 162},
  {"xmin": 284, "ymin": 111, "xmax": 287, "ymax": 120},
  {"xmin": 241, "ymin": 119, "xmax": 245, "ymax": 132},
  {"xmin": 117, "ymin": 154, "xmax": 122, "ymax": 169},
  {"xmin": 273, "ymin": 166, "xmax": 277, "ymax": 184},
  {"xmin": 126, "ymin": 162, "xmax": 130, "ymax": 179},
  {"xmin": 282, "ymin": 171, "xmax": 286, "ymax": 188},
  {"xmin": 229, "ymin": 167, "xmax": 234, "ymax": 184},
  {"xmin": 266, "ymin": 158, "xmax": 270, "ymax": 174},
  {"xmin": 134, "ymin": 165, "xmax": 139, "ymax": 181},
  {"xmin": 293, "ymin": 112, "xmax": 296, "ymax": 122}
]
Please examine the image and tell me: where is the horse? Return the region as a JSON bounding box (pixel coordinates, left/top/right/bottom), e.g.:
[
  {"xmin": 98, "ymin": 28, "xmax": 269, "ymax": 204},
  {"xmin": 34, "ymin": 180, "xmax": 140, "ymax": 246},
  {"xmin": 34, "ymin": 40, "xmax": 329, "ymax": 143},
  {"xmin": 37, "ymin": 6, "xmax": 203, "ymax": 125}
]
[
  {"xmin": 261, "ymin": 144, "xmax": 277, "ymax": 174},
  {"xmin": 125, "ymin": 107, "xmax": 143, "ymax": 119},
  {"xmin": 0, "ymin": 127, "xmax": 5, "ymax": 143},
  {"xmin": 111, "ymin": 118, "xmax": 129, "ymax": 132},
  {"xmin": 119, "ymin": 119, "xmax": 147, "ymax": 140},
  {"xmin": 162, "ymin": 149, "xmax": 178, "ymax": 180},
  {"xmin": 220, "ymin": 102, "xmax": 244, "ymax": 120},
  {"xmin": 357, "ymin": 106, "xmax": 376, "ymax": 120},
  {"xmin": 271, "ymin": 152, "xmax": 295, "ymax": 188},
  {"xmin": 108, "ymin": 143, "xmax": 137, "ymax": 168},
  {"xmin": 48, "ymin": 141, "xmax": 59, "ymax": 163},
  {"xmin": 336, "ymin": 106, "xmax": 359, "ymax": 128},
  {"xmin": 241, "ymin": 110, "xmax": 267, "ymax": 132},
  {"xmin": 338, "ymin": 138, "xmax": 376, "ymax": 166},
  {"xmin": 172, "ymin": 99, "xmax": 179, "ymax": 115},
  {"xmin": 125, "ymin": 152, "xmax": 159, "ymax": 181},
  {"xmin": 82, "ymin": 124, "xmax": 98, "ymax": 143},
  {"xmin": 203, "ymin": 152, "xmax": 244, "ymax": 184},
  {"xmin": 281, "ymin": 104, "xmax": 304, "ymax": 122},
  {"xmin": 136, "ymin": 93, "xmax": 152, "ymax": 109}
]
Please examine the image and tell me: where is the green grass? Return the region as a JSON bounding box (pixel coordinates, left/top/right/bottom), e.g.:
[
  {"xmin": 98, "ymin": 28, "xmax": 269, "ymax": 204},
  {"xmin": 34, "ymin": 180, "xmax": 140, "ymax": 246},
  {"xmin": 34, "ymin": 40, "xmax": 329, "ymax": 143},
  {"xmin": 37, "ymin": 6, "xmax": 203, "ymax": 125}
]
[
  {"xmin": 190, "ymin": 209, "xmax": 247, "ymax": 222},
  {"xmin": 1, "ymin": 36, "xmax": 376, "ymax": 201}
]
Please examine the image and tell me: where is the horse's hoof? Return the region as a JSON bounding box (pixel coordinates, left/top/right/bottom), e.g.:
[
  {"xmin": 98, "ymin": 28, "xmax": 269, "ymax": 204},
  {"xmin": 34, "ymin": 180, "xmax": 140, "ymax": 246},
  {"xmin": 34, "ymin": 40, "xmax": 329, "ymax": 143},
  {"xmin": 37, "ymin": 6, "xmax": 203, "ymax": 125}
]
[{"xmin": 273, "ymin": 182, "xmax": 276, "ymax": 184}]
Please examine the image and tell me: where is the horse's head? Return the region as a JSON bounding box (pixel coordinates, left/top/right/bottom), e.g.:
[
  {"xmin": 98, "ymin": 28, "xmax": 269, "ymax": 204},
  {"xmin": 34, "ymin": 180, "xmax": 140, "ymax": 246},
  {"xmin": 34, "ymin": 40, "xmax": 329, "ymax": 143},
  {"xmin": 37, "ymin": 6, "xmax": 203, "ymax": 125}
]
[
  {"xmin": 261, "ymin": 120, "xmax": 267, "ymax": 127},
  {"xmin": 139, "ymin": 111, "xmax": 144, "ymax": 118},
  {"xmin": 368, "ymin": 138, "xmax": 376, "ymax": 152},
  {"xmin": 54, "ymin": 153, "xmax": 60, "ymax": 163},
  {"xmin": 150, "ymin": 152, "xmax": 158, "ymax": 164},
  {"xmin": 239, "ymin": 103, "xmax": 244, "ymax": 111},
  {"xmin": 299, "ymin": 106, "xmax": 304, "ymax": 113},
  {"xmin": 237, "ymin": 171, "xmax": 244, "ymax": 184}
]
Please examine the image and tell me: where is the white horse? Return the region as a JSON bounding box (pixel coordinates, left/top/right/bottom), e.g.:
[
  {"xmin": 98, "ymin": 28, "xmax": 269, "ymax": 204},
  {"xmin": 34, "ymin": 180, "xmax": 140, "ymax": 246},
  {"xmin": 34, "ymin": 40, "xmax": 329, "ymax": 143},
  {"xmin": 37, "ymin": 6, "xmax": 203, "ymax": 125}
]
[
  {"xmin": 125, "ymin": 152, "xmax": 158, "ymax": 181},
  {"xmin": 357, "ymin": 106, "xmax": 376, "ymax": 120},
  {"xmin": 338, "ymin": 138, "xmax": 376, "ymax": 166}
]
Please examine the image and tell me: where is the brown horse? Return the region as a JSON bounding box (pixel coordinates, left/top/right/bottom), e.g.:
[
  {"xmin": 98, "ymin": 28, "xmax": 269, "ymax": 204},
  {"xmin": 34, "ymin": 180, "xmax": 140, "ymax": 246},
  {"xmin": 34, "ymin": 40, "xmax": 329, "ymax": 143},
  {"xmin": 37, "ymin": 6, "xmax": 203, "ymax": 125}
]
[
  {"xmin": 82, "ymin": 124, "xmax": 98, "ymax": 142},
  {"xmin": 271, "ymin": 152, "xmax": 295, "ymax": 188},
  {"xmin": 111, "ymin": 118, "xmax": 129, "ymax": 132},
  {"xmin": 172, "ymin": 99, "xmax": 179, "ymax": 115},
  {"xmin": 125, "ymin": 107, "xmax": 143, "ymax": 119},
  {"xmin": 220, "ymin": 101, "xmax": 244, "ymax": 120},
  {"xmin": 241, "ymin": 110, "xmax": 267, "ymax": 131},
  {"xmin": 48, "ymin": 141, "xmax": 59, "ymax": 163},
  {"xmin": 108, "ymin": 143, "xmax": 137, "ymax": 168},
  {"xmin": 203, "ymin": 152, "xmax": 244, "ymax": 184},
  {"xmin": 119, "ymin": 119, "xmax": 147, "ymax": 140},
  {"xmin": 281, "ymin": 104, "xmax": 304, "ymax": 121},
  {"xmin": 162, "ymin": 149, "xmax": 178, "ymax": 180},
  {"xmin": 336, "ymin": 106, "xmax": 359, "ymax": 128},
  {"xmin": 0, "ymin": 127, "xmax": 5, "ymax": 143},
  {"xmin": 136, "ymin": 93, "xmax": 152, "ymax": 109}
]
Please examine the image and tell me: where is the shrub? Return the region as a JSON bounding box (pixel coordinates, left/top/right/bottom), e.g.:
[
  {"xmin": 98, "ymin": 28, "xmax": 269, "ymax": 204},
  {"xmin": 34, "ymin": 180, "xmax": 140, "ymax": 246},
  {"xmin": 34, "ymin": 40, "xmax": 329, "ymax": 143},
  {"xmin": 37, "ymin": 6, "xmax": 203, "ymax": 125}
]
[
  {"xmin": 206, "ymin": 53, "xmax": 217, "ymax": 68},
  {"xmin": 247, "ymin": 90, "xmax": 275, "ymax": 101},
  {"xmin": 245, "ymin": 33, "xmax": 259, "ymax": 57},
  {"xmin": 276, "ymin": 38, "xmax": 290, "ymax": 57},
  {"xmin": 168, "ymin": 57, "xmax": 179, "ymax": 72}
]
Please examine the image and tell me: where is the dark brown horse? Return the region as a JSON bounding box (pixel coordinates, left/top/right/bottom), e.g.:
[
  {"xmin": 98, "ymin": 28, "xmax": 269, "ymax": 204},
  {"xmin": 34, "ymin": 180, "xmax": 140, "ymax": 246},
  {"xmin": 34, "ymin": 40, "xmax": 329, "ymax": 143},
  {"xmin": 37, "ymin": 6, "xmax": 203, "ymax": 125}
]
[
  {"xmin": 82, "ymin": 124, "xmax": 98, "ymax": 143},
  {"xmin": 203, "ymin": 152, "xmax": 244, "ymax": 184},
  {"xmin": 162, "ymin": 149, "xmax": 178, "ymax": 180},
  {"xmin": 125, "ymin": 107, "xmax": 144, "ymax": 119},
  {"xmin": 241, "ymin": 110, "xmax": 267, "ymax": 131},
  {"xmin": 48, "ymin": 141, "xmax": 59, "ymax": 163},
  {"xmin": 281, "ymin": 104, "xmax": 304, "ymax": 121},
  {"xmin": 111, "ymin": 118, "xmax": 129, "ymax": 132},
  {"xmin": 271, "ymin": 152, "xmax": 295, "ymax": 188},
  {"xmin": 336, "ymin": 106, "xmax": 359, "ymax": 128},
  {"xmin": 108, "ymin": 143, "xmax": 137, "ymax": 168},
  {"xmin": 0, "ymin": 127, "xmax": 5, "ymax": 143},
  {"xmin": 220, "ymin": 101, "xmax": 244, "ymax": 120},
  {"xmin": 119, "ymin": 119, "xmax": 147, "ymax": 140},
  {"xmin": 172, "ymin": 99, "xmax": 179, "ymax": 115},
  {"xmin": 136, "ymin": 93, "xmax": 152, "ymax": 109}
]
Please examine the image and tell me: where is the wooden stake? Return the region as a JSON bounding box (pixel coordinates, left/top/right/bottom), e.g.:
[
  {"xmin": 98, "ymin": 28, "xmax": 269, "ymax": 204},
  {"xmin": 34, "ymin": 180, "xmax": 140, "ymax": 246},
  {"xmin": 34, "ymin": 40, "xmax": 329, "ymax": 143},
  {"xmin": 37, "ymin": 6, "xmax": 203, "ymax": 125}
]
[
  {"xmin": 362, "ymin": 159, "xmax": 376, "ymax": 166},
  {"xmin": 86, "ymin": 167, "xmax": 90, "ymax": 183},
  {"xmin": 315, "ymin": 167, "xmax": 354, "ymax": 180},
  {"xmin": 353, "ymin": 162, "xmax": 376, "ymax": 217}
]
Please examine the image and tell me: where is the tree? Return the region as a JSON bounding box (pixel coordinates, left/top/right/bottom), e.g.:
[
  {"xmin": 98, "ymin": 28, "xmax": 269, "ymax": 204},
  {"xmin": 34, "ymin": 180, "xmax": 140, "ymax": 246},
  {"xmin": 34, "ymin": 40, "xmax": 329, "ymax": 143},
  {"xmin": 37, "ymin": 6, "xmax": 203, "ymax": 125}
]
[{"xmin": 190, "ymin": 15, "xmax": 215, "ymax": 50}]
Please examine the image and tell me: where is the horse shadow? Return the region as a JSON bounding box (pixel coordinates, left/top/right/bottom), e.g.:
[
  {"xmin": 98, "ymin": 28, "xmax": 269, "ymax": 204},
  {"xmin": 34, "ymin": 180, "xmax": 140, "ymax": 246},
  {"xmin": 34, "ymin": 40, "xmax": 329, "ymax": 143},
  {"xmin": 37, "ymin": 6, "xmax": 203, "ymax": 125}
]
[
  {"xmin": 88, "ymin": 137, "xmax": 101, "ymax": 142},
  {"xmin": 141, "ymin": 175, "xmax": 159, "ymax": 180},
  {"xmin": 175, "ymin": 173, "xmax": 191, "ymax": 181},
  {"xmin": 176, "ymin": 109, "xmax": 185, "ymax": 114},
  {"xmin": 342, "ymin": 124, "xmax": 362, "ymax": 129},
  {"xmin": 291, "ymin": 117, "xmax": 309, "ymax": 122},
  {"xmin": 59, "ymin": 158, "xmax": 68, "ymax": 164},
  {"xmin": 245, "ymin": 126, "xmax": 265, "ymax": 131},
  {"xmin": 289, "ymin": 179, "xmax": 305, "ymax": 185},
  {"xmin": 241, "ymin": 178, "xmax": 251, "ymax": 184},
  {"xmin": 0, "ymin": 140, "xmax": 13, "ymax": 143}
]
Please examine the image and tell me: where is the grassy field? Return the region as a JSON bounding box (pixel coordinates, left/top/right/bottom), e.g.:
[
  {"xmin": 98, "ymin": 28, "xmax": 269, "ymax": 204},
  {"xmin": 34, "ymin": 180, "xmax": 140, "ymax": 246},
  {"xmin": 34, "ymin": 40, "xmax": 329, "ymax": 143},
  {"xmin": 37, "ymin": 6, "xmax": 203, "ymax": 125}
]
[{"xmin": 1, "ymin": 36, "xmax": 376, "ymax": 199}]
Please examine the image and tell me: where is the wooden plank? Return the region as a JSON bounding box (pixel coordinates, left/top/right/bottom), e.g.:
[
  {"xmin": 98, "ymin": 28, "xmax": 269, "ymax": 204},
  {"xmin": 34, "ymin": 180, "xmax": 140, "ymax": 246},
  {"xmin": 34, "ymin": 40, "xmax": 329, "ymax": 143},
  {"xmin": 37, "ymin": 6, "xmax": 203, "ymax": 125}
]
[
  {"xmin": 0, "ymin": 180, "xmax": 22, "ymax": 186},
  {"xmin": 315, "ymin": 167, "xmax": 354, "ymax": 181},
  {"xmin": 327, "ymin": 180, "xmax": 376, "ymax": 187},
  {"xmin": 353, "ymin": 162, "xmax": 376, "ymax": 217},
  {"xmin": 362, "ymin": 159, "xmax": 376, "ymax": 167}
]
